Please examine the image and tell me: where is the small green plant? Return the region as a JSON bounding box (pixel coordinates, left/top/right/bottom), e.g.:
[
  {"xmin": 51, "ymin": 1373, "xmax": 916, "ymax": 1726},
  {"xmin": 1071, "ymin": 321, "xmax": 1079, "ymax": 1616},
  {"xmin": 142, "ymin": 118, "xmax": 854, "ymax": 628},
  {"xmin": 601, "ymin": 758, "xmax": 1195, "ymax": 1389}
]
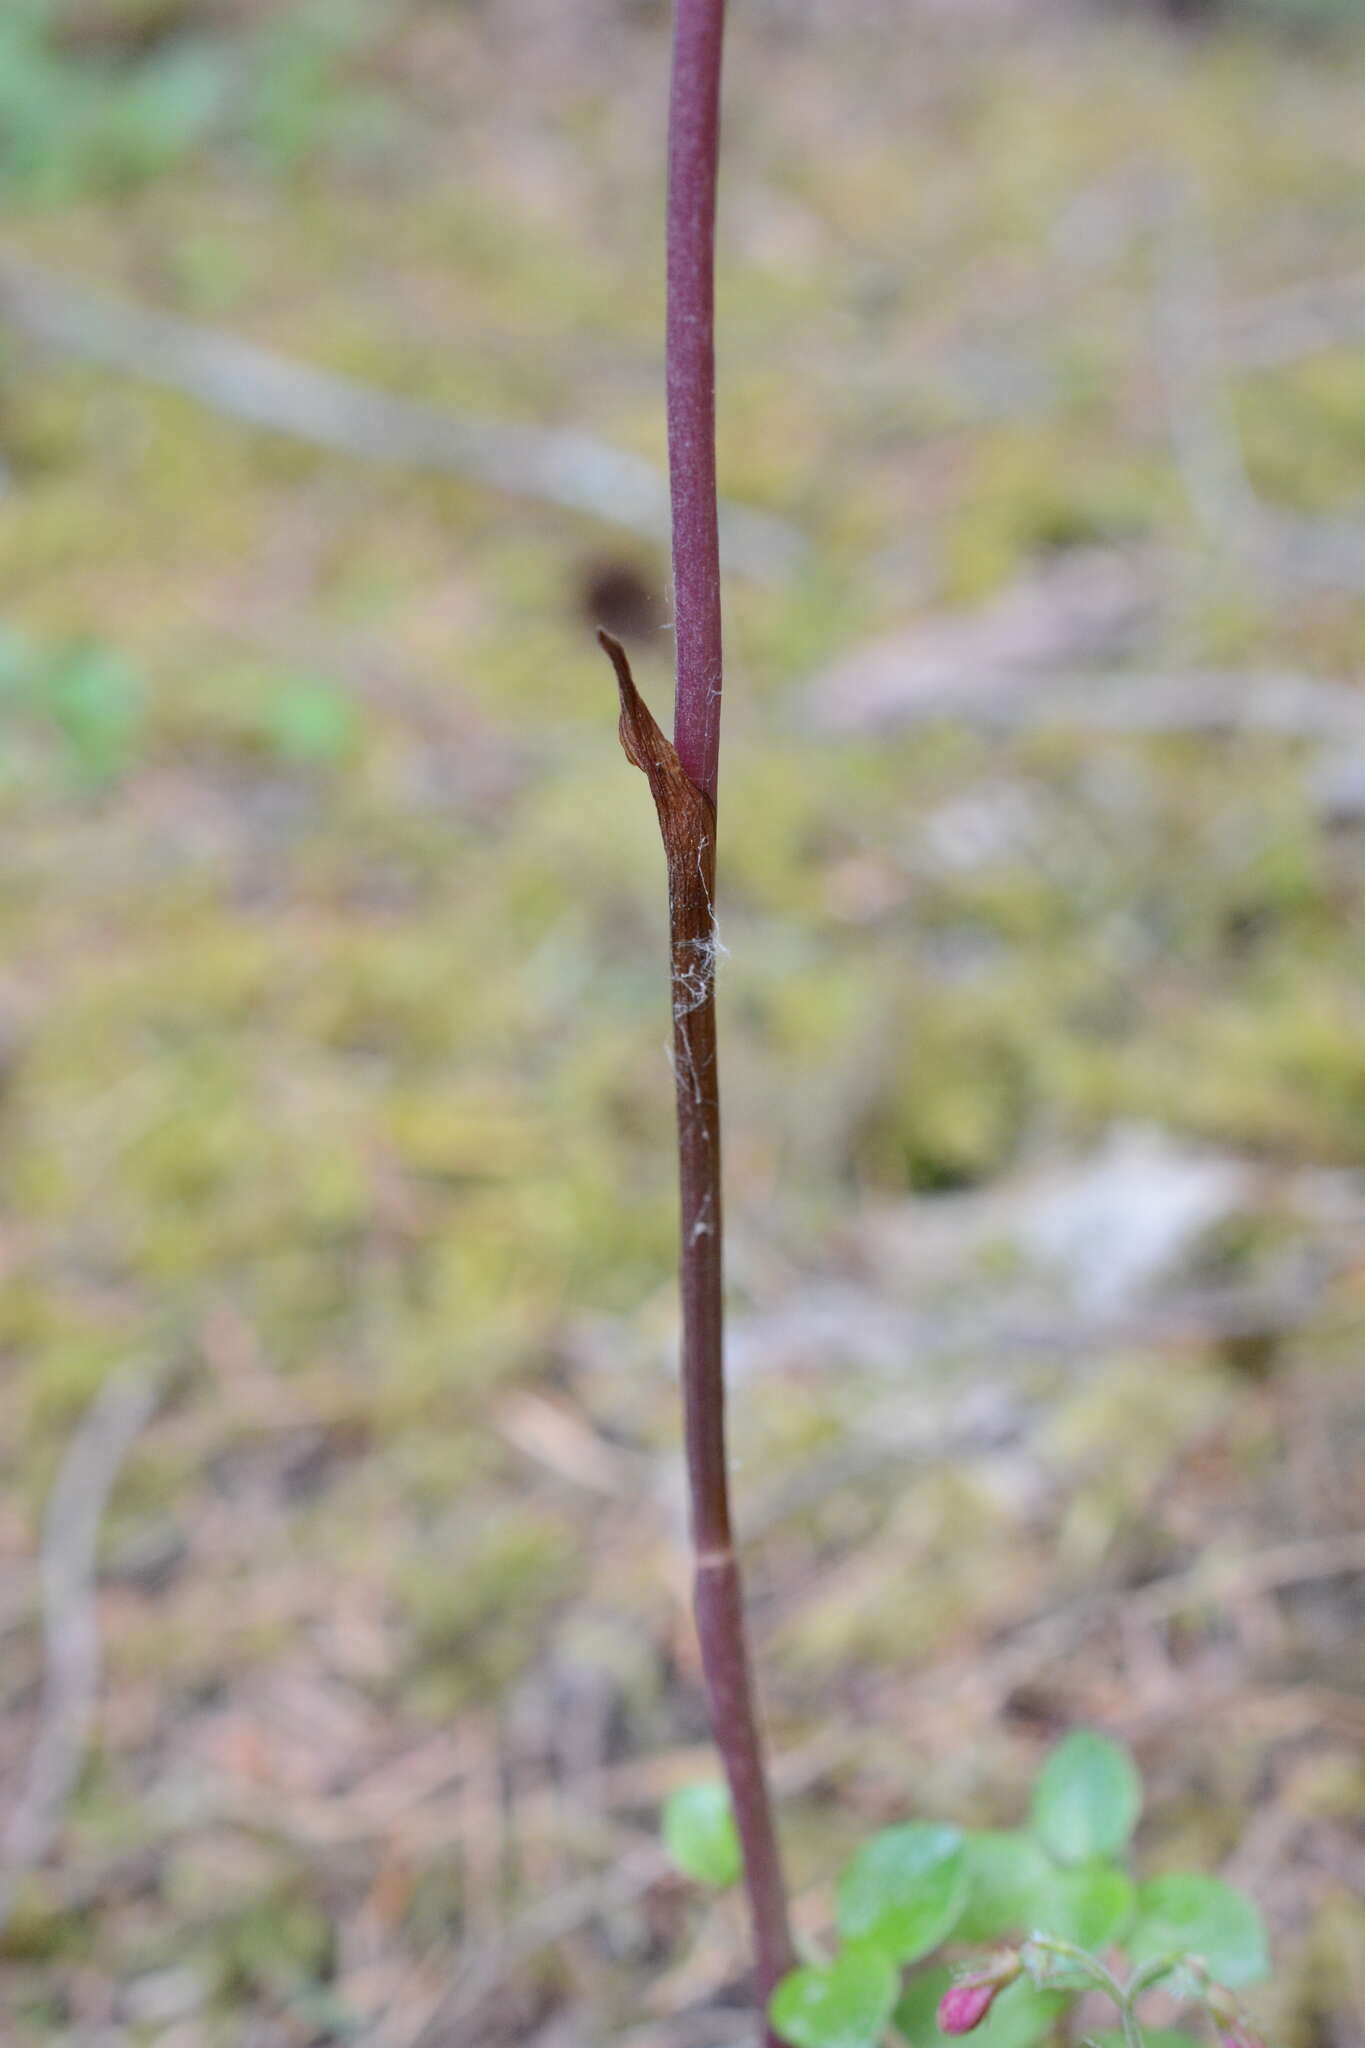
[
  {"xmin": 1220, "ymin": 0, "xmax": 1365, "ymax": 30},
  {"xmin": 263, "ymin": 678, "xmax": 356, "ymax": 765},
  {"xmin": 0, "ymin": 627, "xmax": 143, "ymax": 784},
  {"xmin": 0, "ymin": 0, "xmax": 225, "ymax": 199},
  {"xmin": 664, "ymin": 1732, "xmax": 1272, "ymax": 2048},
  {"xmin": 0, "ymin": 0, "xmax": 393, "ymax": 199}
]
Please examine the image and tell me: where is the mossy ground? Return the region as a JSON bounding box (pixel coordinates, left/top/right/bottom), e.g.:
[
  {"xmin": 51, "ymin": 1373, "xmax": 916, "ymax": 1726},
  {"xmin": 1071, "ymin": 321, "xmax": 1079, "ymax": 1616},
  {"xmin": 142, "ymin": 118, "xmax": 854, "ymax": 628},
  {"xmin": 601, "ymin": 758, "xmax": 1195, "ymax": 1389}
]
[{"xmin": 0, "ymin": 2, "xmax": 1363, "ymax": 2043}]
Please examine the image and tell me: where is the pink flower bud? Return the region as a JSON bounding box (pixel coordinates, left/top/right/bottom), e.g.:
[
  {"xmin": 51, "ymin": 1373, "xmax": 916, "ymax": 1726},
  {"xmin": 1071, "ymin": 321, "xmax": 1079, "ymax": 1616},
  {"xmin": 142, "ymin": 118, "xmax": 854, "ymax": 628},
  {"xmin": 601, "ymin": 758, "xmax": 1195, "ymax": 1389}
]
[
  {"xmin": 937, "ymin": 1981, "xmax": 1000, "ymax": 2035},
  {"xmin": 937, "ymin": 1952, "xmax": 1023, "ymax": 2033},
  {"xmin": 1220, "ymin": 2031, "xmax": 1266, "ymax": 2048}
]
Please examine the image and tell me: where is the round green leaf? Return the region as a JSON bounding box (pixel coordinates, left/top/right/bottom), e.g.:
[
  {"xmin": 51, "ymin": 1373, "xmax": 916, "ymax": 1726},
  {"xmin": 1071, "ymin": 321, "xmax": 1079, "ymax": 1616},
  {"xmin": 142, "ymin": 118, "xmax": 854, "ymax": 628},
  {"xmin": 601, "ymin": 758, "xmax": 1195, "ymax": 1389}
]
[
  {"xmin": 1127, "ymin": 1874, "xmax": 1269, "ymax": 1988},
  {"xmin": 958, "ymin": 1832, "xmax": 1053, "ymax": 1943},
  {"xmin": 1034, "ymin": 1864, "xmax": 1135, "ymax": 1949},
  {"xmin": 268, "ymin": 680, "xmax": 355, "ymax": 763},
  {"xmin": 1031, "ymin": 1732, "xmax": 1141, "ymax": 1865},
  {"xmin": 836, "ymin": 1823, "xmax": 968, "ymax": 1964},
  {"xmin": 973, "ymin": 1981, "xmax": 1072, "ymax": 2048},
  {"xmin": 1091, "ymin": 2034, "xmax": 1204, "ymax": 2047},
  {"xmin": 662, "ymin": 1782, "xmax": 740, "ymax": 1888},
  {"xmin": 770, "ymin": 1948, "xmax": 898, "ymax": 2048},
  {"xmin": 43, "ymin": 643, "xmax": 143, "ymax": 782},
  {"xmin": 891, "ymin": 1965, "xmax": 952, "ymax": 2045}
]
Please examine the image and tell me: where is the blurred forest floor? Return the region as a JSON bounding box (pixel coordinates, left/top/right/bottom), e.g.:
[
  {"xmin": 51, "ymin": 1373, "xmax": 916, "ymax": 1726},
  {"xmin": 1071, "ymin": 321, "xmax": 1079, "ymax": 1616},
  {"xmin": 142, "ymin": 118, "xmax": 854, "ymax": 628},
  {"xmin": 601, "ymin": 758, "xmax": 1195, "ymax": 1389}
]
[{"xmin": 0, "ymin": 1, "xmax": 1364, "ymax": 2043}]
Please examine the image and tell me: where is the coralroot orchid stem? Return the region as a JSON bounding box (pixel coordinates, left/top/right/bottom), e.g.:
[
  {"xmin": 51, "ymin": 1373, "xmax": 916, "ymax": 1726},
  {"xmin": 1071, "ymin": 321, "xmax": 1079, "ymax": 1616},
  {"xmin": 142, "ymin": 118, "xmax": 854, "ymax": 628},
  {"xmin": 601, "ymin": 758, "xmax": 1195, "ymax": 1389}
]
[
  {"xmin": 598, "ymin": 4, "xmax": 794, "ymax": 2033},
  {"xmin": 667, "ymin": 0, "xmax": 726, "ymax": 802},
  {"xmin": 601, "ymin": 629, "xmax": 793, "ymax": 2031},
  {"xmin": 664, "ymin": 0, "xmax": 795, "ymax": 2018}
]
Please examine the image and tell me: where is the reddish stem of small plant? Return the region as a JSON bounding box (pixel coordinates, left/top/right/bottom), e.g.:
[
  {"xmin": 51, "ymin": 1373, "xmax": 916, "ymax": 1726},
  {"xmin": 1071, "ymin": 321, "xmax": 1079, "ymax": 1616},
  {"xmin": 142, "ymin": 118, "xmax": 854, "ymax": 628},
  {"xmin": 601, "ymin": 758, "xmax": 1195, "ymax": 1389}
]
[
  {"xmin": 667, "ymin": 0, "xmax": 725, "ymax": 803},
  {"xmin": 603, "ymin": 630, "xmax": 794, "ymax": 2037},
  {"xmin": 664, "ymin": 0, "xmax": 794, "ymax": 2030}
]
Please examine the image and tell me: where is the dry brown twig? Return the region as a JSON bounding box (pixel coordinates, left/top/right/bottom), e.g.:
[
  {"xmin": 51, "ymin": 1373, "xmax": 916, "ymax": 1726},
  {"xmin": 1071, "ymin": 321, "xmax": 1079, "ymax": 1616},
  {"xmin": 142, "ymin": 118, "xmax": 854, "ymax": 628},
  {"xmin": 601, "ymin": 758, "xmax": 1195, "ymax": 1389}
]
[
  {"xmin": 0, "ymin": 1367, "xmax": 161, "ymax": 1932},
  {"xmin": 0, "ymin": 255, "xmax": 801, "ymax": 584}
]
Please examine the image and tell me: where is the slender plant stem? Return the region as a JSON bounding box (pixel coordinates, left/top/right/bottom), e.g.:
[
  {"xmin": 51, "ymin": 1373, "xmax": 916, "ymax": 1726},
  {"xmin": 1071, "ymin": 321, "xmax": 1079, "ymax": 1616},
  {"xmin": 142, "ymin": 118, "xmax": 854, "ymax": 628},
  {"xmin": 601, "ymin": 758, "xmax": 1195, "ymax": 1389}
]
[
  {"xmin": 1023, "ymin": 1939, "xmax": 1149, "ymax": 2047},
  {"xmin": 1126, "ymin": 1956, "xmax": 1182, "ymax": 1999},
  {"xmin": 1030, "ymin": 1939, "xmax": 1129, "ymax": 2004},
  {"xmin": 598, "ymin": 5, "xmax": 794, "ymax": 2031},
  {"xmin": 665, "ymin": 0, "xmax": 793, "ymax": 2020},
  {"xmin": 667, "ymin": 0, "xmax": 726, "ymax": 801},
  {"xmin": 602, "ymin": 630, "xmax": 794, "ymax": 2033}
]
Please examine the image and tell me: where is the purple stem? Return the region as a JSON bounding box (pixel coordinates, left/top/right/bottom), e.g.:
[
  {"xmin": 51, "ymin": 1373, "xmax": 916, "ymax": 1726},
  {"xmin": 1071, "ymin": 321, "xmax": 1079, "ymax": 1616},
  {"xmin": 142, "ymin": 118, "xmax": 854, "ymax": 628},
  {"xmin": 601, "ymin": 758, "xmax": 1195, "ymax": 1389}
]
[
  {"xmin": 604, "ymin": 630, "xmax": 795, "ymax": 2039},
  {"xmin": 663, "ymin": 2, "xmax": 795, "ymax": 2033},
  {"xmin": 667, "ymin": 0, "xmax": 726, "ymax": 803}
]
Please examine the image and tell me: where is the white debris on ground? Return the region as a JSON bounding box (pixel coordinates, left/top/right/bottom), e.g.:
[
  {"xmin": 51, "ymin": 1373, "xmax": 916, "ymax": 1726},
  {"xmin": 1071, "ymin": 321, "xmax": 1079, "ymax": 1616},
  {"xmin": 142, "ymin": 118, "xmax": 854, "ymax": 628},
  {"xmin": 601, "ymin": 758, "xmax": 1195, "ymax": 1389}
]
[
  {"xmin": 858, "ymin": 1122, "xmax": 1253, "ymax": 1315},
  {"xmin": 727, "ymin": 1125, "xmax": 1363, "ymax": 1382},
  {"xmin": 1007, "ymin": 1123, "xmax": 1253, "ymax": 1315},
  {"xmin": 799, "ymin": 548, "xmax": 1161, "ymax": 735}
]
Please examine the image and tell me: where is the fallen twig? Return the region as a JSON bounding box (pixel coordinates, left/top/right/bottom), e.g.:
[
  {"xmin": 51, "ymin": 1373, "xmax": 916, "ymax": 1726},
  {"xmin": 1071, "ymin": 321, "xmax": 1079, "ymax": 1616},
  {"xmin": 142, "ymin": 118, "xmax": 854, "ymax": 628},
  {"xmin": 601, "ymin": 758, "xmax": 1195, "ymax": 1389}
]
[
  {"xmin": 1219, "ymin": 268, "xmax": 1365, "ymax": 374},
  {"xmin": 0, "ymin": 255, "xmax": 801, "ymax": 583},
  {"xmin": 807, "ymin": 660, "xmax": 1365, "ymax": 742},
  {"xmin": 827, "ymin": 1526, "xmax": 1365, "ymax": 1747},
  {"xmin": 376, "ymin": 1839, "xmax": 669, "ymax": 2048},
  {"xmin": 0, "ymin": 1368, "xmax": 161, "ymax": 1931},
  {"xmin": 1154, "ymin": 174, "xmax": 1261, "ymax": 567}
]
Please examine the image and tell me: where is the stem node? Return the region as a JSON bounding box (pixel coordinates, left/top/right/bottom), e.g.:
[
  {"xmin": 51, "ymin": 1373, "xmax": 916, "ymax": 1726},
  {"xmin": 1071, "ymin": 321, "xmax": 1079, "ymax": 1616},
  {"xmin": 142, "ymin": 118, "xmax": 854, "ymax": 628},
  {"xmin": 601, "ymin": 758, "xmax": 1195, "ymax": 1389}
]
[{"xmin": 600, "ymin": 629, "xmax": 793, "ymax": 2032}]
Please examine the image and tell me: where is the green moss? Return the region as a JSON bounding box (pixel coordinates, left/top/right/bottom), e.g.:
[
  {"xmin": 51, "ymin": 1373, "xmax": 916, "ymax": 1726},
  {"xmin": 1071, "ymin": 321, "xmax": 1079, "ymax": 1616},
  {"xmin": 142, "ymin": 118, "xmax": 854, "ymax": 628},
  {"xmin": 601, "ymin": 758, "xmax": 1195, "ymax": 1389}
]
[
  {"xmin": 781, "ymin": 1470, "xmax": 1014, "ymax": 1674},
  {"xmin": 1235, "ymin": 353, "xmax": 1365, "ymax": 511},
  {"xmin": 395, "ymin": 1509, "xmax": 575, "ymax": 1715},
  {"xmin": 0, "ymin": 1882, "xmax": 94, "ymax": 1965},
  {"xmin": 1046, "ymin": 1356, "xmax": 1233, "ymax": 1570},
  {"xmin": 206, "ymin": 1889, "xmax": 334, "ymax": 2005},
  {"xmin": 943, "ymin": 431, "xmax": 1174, "ymax": 603},
  {"xmin": 856, "ymin": 987, "xmax": 1037, "ymax": 1192}
]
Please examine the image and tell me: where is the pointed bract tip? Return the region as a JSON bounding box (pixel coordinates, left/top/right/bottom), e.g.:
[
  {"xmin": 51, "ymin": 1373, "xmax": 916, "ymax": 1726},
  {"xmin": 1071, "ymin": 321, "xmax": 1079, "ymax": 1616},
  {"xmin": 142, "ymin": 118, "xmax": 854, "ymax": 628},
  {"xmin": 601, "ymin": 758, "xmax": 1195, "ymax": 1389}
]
[{"xmin": 596, "ymin": 624, "xmax": 632, "ymax": 686}]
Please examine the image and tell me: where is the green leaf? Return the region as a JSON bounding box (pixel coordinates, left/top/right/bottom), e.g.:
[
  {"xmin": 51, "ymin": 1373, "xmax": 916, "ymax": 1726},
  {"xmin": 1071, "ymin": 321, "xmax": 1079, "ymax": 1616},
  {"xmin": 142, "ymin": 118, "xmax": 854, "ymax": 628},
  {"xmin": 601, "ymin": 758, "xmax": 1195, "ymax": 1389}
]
[
  {"xmin": 662, "ymin": 1783, "xmax": 740, "ymax": 1888},
  {"xmin": 770, "ymin": 1947, "xmax": 898, "ymax": 2048},
  {"xmin": 91, "ymin": 43, "xmax": 226, "ymax": 186},
  {"xmin": 1031, "ymin": 1732, "xmax": 1141, "ymax": 1865},
  {"xmin": 1090, "ymin": 2035, "xmax": 1204, "ymax": 2047},
  {"xmin": 42, "ymin": 643, "xmax": 143, "ymax": 783},
  {"xmin": 836, "ymin": 1823, "xmax": 968, "ymax": 1965},
  {"xmin": 1127, "ymin": 1874, "xmax": 1269, "ymax": 1988},
  {"xmin": 958, "ymin": 1832, "xmax": 1053, "ymax": 1943},
  {"xmin": 1033, "ymin": 1864, "xmax": 1135, "ymax": 1949},
  {"xmin": 268, "ymin": 682, "xmax": 355, "ymax": 762},
  {"xmin": 0, "ymin": 628, "xmax": 32, "ymax": 695},
  {"xmin": 891, "ymin": 1965, "xmax": 952, "ymax": 2045},
  {"xmin": 973, "ymin": 1982, "xmax": 1072, "ymax": 2048}
]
